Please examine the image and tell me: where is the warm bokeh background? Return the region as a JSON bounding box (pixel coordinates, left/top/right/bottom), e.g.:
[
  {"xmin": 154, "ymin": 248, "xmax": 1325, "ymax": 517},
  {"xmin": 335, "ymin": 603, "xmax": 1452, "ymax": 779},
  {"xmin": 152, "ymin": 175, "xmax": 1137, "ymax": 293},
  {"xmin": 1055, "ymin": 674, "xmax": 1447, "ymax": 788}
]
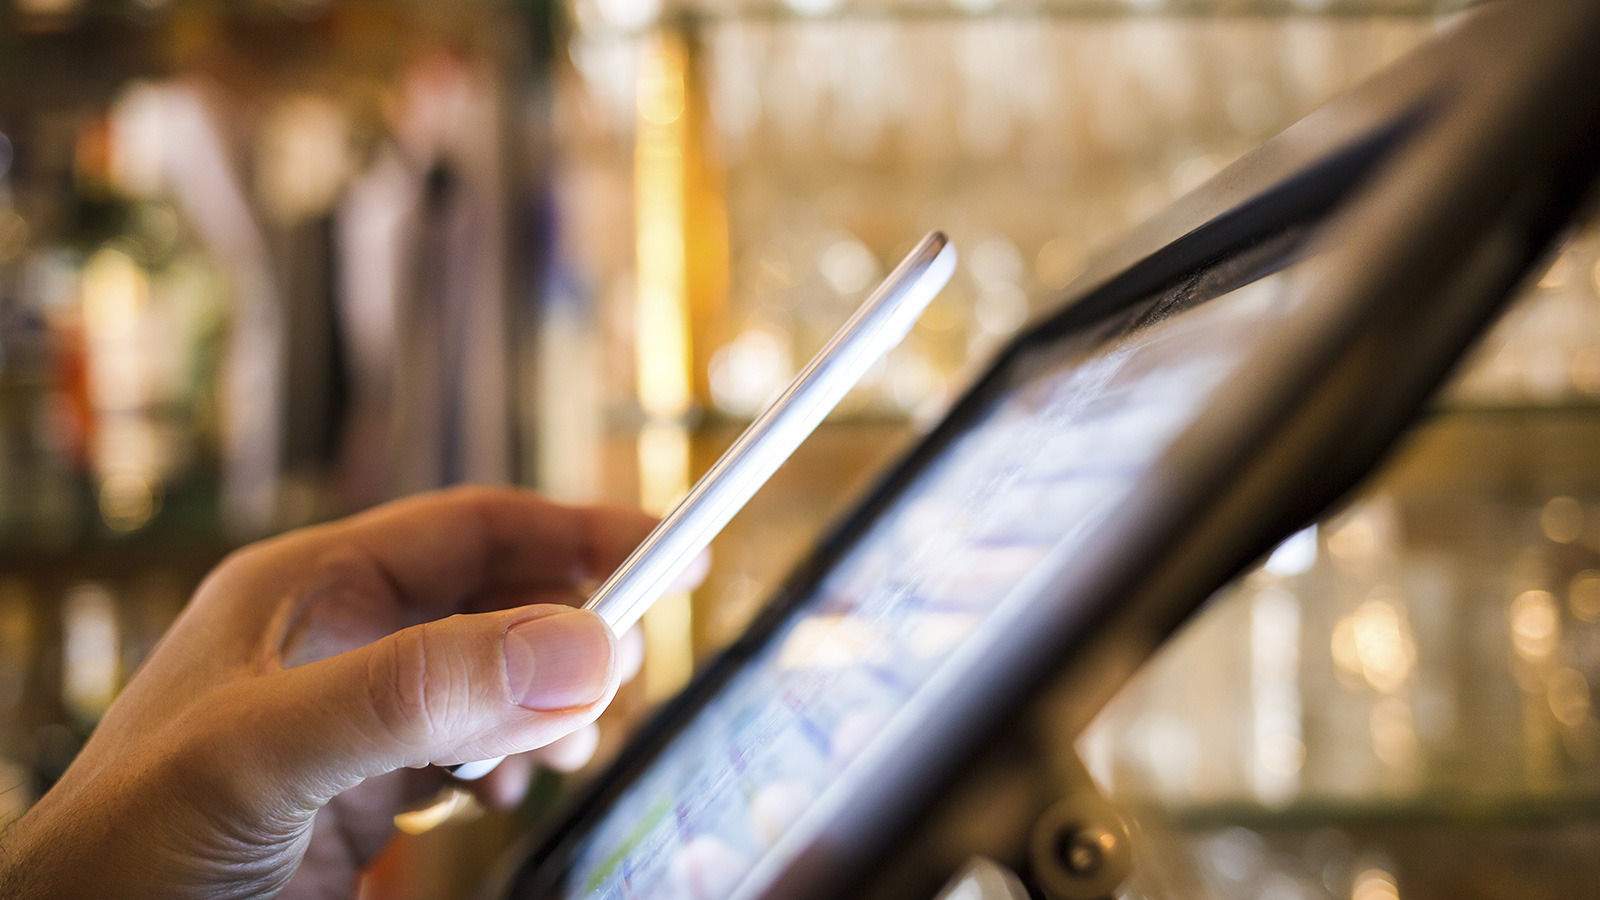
[{"xmin": 6, "ymin": 0, "xmax": 1600, "ymax": 897}]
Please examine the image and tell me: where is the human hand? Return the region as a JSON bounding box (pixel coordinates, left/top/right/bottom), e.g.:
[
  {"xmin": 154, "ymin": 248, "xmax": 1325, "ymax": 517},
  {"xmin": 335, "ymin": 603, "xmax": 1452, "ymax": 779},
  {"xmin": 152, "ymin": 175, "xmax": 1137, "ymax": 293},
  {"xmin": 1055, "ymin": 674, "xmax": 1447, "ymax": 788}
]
[{"xmin": 0, "ymin": 487, "xmax": 697, "ymax": 900}]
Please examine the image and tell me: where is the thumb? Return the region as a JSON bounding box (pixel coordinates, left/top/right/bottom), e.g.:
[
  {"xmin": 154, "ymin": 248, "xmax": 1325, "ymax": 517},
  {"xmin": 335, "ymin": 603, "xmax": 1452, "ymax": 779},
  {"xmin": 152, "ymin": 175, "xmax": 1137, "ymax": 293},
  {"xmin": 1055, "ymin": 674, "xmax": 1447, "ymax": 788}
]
[{"xmin": 248, "ymin": 606, "xmax": 618, "ymax": 804}]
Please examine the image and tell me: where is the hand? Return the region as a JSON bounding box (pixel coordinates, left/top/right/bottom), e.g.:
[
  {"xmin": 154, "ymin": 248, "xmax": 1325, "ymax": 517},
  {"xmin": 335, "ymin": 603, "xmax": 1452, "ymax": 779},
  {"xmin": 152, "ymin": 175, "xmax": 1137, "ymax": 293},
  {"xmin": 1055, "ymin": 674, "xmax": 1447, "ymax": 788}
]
[{"xmin": 0, "ymin": 487, "xmax": 691, "ymax": 900}]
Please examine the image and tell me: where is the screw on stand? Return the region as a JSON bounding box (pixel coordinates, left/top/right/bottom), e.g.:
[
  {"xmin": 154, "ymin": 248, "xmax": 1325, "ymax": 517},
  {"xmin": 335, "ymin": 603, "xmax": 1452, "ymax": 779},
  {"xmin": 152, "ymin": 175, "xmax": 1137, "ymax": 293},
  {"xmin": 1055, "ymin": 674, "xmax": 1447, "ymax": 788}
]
[
  {"xmin": 1030, "ymin": 798, "xmax": 1132, "ymax": 900},
  {"xmin": 1055, "ymin": 824, "xmax": 1117, "ymax": 877}
]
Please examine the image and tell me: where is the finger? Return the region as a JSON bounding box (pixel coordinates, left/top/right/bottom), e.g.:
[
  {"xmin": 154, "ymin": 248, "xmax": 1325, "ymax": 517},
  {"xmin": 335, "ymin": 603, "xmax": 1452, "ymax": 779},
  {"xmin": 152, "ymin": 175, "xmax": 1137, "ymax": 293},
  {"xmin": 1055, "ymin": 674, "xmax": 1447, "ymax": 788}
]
[
  {"xmin": 532, "ymin": 723, "xmax": 601, "ymax": 773},
  {"xmin": 298, "ymin": 487, "xmax": 658, "ymax": 616},
  {"xmin": 467, "ymin": 722, "xmax": 601, "ymax": 811},
  {"xmin": 238, "ymin": 605, "xmax": 619, "ymax": 805},
  {"xmin": 469, "ymin": 751, "xmax": 538, "ymax": 812}
]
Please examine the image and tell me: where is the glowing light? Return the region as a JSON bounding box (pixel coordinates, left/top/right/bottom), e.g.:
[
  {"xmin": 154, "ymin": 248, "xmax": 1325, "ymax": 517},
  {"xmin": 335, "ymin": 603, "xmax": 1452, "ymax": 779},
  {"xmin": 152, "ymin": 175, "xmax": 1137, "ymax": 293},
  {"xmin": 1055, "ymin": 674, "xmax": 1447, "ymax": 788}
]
[
  {"xmin": 595, "ymin": 0, "xmax": 660, "ymax": 32},
  {"xmin": 1370, "ymin": 697, "xmax": 1417, "ymax": 768},
  {"xmin": 1572, "ymin": 349, "xmax": 1600, "ymax": 396},
  {"xmin": 62, "ymin": 582, "xmax": 119, "ymax": 723},
  {"xmin": 886, "ymin": 352, "xmax": 946, "ymax": 418},
  {"xmin": 1263, "ymin": 526, "xmax": 1318, "ymax": 576},
  {"xmin": 1035, "ymin": 238, "xmax": 1082, "ymax": 291},
  {"xmin": 968, "ymin": 236, "xmax": 1024, "ymax": 288},
  {"xmin": 82, "ymin": 247, "xmax": 146, "ymax": 336},
  {"xmin": 637, "ymin": 420, "xmax": 689, "ymax": 514},
  {"xmin": 631, "ymin": 26, "xmax": 726, "ymax": 702},
  {"xmin": 709, "ymin": 328, "xmax": 792, "ymax": 416},
  {"xmin": 1353, "ymin": 867, "xmax": 1400, "ymax": 900},
  {"xmin": 975, "ymin": 283, "xmax": 1029, "ymax": 335},
  {"xmin": 109, "ymin": 82, "xmax": 170, "ymax": 198},
  {"xmin": 393, "ymin": 788, "xmax": 482, "ymax": 835},
  {"xmin": 1251, "ymin": 586, "xmax": 1301, "ymax": 805},
  {"xmin": 1539, "ymin": 254, "xmax": 1572, "ymax": 290},
  {"xmin": 81, "ymin": 247, "xmax": 151, "ymax": 413},
  {"xmin": 819, "ymin": 236, "xmax": 879, "ymax": 295},
  {"xmin": 635, "ymin": 34, "xmax": 693, "ymax": 420},
  {"xmin": 639, "ymin": 53, "xmax": 686, "ymax": 126},
  {"xmin": 1510, "ymin": 589, "xmax": 1560, "ymax": 660},
  {"xmin": 1327, "ymin": 519, "xmax": 1377, "ymax": 569},
  {"xmin": 1259, "ymin": 733, "xmax": 1305, "ymax": 777},
  {"xmin": 1332, "ymin": 597, "xmax": 1415, "ymax": 693},
  {"xmin": 757, "ymin": 245, "xmax": 799, "ymax": 289},
  {"xmin": 99, "ymin": 471, "xmax": 159, "ymax": 533},
  {"xmin": 255, "ymin": 94, "xmax": 351, "ymax": 224},
  {"xmin": 1569, "ymin": 570, "xmax": 1600, "ymax": 623},
  {"xmin": 782, "ymin": 0, "xmax": 841, "ymax": 17},
  {"xmin": 1549, "ymin": 667, "xmax": 1592, "ymax": 727},
  {"xmin": 1541, "ymin": 496, "xmax": 1584, "ymax": 544}
]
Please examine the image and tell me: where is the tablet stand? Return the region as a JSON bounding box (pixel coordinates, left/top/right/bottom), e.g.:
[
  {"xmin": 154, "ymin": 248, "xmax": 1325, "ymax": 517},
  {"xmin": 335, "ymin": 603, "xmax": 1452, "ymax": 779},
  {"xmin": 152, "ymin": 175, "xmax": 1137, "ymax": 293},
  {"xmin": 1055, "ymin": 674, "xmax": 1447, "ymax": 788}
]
[{"xmin": 1023, "ymin": 753, "xmax": 1133, "ymax": 900}]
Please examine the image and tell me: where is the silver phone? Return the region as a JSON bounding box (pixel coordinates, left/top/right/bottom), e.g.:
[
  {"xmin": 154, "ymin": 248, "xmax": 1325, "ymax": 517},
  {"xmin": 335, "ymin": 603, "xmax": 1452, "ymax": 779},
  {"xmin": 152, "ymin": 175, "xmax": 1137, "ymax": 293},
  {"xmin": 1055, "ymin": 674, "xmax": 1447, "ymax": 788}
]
[
  {"xmin": 449, "ymin": 231, "xmax": 955, "ymax": 782},
  {"xmin": 584, "ymin": 231, "xmax": 956, "ymax": 635}
]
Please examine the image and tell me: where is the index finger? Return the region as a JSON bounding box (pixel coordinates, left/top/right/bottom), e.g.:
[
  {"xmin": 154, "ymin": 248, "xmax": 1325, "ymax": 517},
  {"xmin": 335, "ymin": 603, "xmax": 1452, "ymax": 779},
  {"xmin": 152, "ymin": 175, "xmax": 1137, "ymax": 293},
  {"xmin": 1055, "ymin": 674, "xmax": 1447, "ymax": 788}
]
[{"xmin": 306, "ymin": 486, "xmax": 656, "ymax": 615}]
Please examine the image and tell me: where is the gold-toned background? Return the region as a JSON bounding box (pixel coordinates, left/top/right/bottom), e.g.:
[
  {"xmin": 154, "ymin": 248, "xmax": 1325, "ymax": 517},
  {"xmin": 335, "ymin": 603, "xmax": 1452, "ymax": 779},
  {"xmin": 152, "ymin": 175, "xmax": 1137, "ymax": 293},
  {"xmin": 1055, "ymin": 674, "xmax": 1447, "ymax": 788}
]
[{"xmin": 10, "ymin": 1, "xmax": 1600, "ymax": 898}]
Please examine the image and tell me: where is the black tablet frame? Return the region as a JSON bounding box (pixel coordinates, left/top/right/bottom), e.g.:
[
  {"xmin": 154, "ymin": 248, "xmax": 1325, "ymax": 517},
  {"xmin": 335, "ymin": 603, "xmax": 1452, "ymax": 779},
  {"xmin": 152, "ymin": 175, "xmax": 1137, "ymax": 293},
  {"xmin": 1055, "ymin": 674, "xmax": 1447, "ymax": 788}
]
[{"xmin": 498, "ymin": 3, "xmax": 1600, "ymax": 897}]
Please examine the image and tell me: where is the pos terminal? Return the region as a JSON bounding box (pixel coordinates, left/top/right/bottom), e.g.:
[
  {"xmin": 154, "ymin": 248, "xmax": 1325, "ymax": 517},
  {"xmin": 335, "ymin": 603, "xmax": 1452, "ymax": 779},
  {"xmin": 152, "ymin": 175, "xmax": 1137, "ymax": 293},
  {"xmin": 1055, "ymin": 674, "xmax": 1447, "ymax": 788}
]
[{"xmin": 490, "ymin": 2, "xmax": 1600, "ymax": 898}]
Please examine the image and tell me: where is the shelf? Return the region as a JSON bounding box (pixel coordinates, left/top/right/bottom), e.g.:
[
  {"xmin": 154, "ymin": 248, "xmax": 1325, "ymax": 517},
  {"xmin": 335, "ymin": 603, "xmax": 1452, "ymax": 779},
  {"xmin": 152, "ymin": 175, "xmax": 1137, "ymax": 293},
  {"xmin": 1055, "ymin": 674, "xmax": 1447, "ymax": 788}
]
[
  {"xmin": 1162, "ymin": 792, "xmax": 1600, "ymax": 831},
  {"xmin": 569, "ymin": 0, "xmax": 1476, "ymax": 39},
  {"xmin": 1380, "ymin": 403, "xmax": 1600, "ymax": 499},
  {"xmin": 0, "ymin": 476, "xmax": 234, "ymax": 573},
  {"xmin": 1427, "ymin": 400, "xmax": 1600, "ymax": 419}
]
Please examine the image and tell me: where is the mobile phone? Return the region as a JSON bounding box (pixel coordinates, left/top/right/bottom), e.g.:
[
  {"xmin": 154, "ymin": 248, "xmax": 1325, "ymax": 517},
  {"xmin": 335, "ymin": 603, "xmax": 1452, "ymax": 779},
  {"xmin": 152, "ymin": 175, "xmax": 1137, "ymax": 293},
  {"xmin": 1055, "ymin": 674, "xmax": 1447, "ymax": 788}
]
[{"xmin": 447, "ymin": 231, "xmax": 956, "ymax": 782}]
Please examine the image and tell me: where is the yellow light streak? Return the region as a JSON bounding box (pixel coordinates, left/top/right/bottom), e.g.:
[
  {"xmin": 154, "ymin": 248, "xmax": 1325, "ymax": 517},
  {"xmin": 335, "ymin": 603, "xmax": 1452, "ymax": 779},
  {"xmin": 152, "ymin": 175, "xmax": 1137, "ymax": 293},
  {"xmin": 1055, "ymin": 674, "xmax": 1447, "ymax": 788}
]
[
  {"xmin": 631, "ymin": 28, "xmax": 728, "ymax": 704},
  {"xmin": 635, "ymin": 32, "xmax": 692, "ymax": 420}
]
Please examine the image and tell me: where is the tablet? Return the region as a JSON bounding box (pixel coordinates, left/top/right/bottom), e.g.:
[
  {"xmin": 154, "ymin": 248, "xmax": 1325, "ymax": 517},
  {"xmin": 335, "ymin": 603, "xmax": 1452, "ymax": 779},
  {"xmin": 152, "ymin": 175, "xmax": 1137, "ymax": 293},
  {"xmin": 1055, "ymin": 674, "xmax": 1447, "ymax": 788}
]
[
  {"xmin": 499, "ymin": 3, "xmax": 1600, "ymax": 898},
  {"xmin": 558, "ymin": 229, "xmax": 1306, "ymax": 900}
]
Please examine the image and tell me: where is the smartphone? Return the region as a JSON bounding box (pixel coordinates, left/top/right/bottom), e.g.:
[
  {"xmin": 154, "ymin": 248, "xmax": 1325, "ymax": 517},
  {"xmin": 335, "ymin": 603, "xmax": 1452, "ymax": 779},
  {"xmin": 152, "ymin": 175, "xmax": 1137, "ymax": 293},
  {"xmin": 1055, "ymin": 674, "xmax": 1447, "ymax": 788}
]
[
  {"xmin": 448, "ymin": 231, "xmax": 956, "ymax": 781},
  {"xmin": 585, "ymin": 231, "xmax": 955, "ymax": 634}
]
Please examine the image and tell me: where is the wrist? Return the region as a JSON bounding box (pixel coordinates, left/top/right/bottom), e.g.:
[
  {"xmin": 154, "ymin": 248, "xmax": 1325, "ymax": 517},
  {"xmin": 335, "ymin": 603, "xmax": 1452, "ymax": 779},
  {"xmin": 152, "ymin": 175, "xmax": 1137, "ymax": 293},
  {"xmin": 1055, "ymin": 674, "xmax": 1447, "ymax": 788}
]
[{"xmin": 0, "ymin": 802, "xmax": 69, "ymax": 900}]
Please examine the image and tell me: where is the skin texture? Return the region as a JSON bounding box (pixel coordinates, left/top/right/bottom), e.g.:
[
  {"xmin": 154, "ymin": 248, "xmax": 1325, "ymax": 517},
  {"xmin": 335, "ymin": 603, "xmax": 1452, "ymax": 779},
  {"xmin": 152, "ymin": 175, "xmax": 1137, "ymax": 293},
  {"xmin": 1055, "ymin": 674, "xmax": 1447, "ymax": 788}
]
[{"xmin": 0, "ymin": 487, "xmax": 688, "ymax": 900}]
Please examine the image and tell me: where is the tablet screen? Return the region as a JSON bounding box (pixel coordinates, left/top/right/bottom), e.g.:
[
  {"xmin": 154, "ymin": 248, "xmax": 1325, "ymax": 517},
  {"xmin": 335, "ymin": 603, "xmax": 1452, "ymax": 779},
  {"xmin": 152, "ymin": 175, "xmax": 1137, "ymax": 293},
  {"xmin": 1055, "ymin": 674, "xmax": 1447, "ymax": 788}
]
[{"xmin": 560, "ymin": 271, "xmax": 1292, "ymax": 900}]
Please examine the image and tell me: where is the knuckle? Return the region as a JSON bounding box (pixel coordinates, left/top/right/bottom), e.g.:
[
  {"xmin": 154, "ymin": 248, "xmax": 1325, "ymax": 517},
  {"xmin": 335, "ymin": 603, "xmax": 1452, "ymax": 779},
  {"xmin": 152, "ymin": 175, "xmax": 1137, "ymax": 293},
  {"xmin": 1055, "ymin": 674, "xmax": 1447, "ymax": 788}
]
[
  {"xmin": 306, "ymin": 545, "xmax": 388, "ymax": 596},
  {"xmin": 367, "ymin": 627, "xmax": 435, "ymax": 748},
  {"xmin": 365, "ymin": 623, "xmax": 474, "ymax": 753},
  {"xmin": 444, "ymin": 483, "xmax": 501, "ymax": 511}
]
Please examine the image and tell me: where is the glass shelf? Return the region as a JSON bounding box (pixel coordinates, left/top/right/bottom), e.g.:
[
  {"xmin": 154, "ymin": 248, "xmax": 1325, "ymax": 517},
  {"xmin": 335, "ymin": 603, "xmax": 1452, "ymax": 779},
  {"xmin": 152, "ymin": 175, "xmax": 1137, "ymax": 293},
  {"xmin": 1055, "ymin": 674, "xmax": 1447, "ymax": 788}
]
[
  {"xmin": 1164, "ymin": 793, "xmax": 1600, "ymax": 830},
  {"xmin": 567, "ymin": 0, "xmax": 1476, "ymax": 39}
]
